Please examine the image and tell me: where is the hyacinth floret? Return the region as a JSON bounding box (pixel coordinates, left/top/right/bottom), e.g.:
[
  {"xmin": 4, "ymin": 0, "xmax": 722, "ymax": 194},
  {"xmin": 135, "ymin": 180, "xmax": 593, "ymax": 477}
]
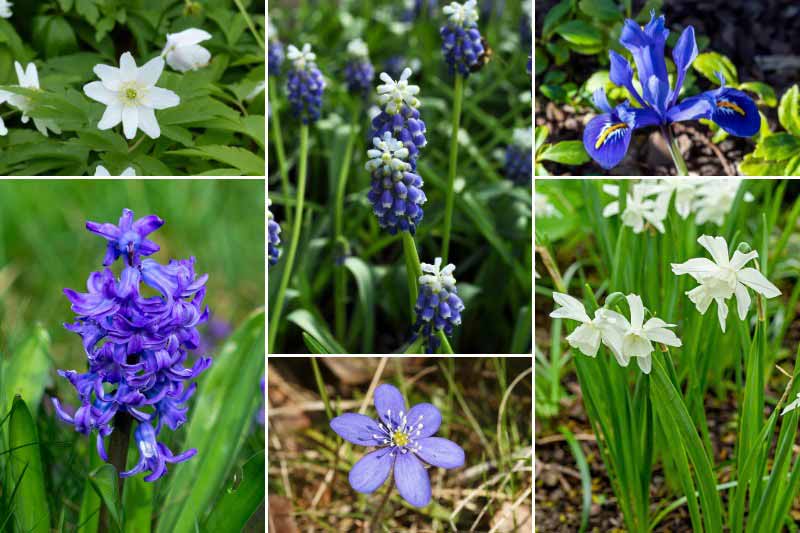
[
  {"xmin": 343, "ymin": 38, "xmax": 374, "ymax": 97},
  {"xmin": 440, "ymin": 0, "xmax": 485, "ymax": 76},
  {"xmin": 371, "ymin": 68, "xmax": 427, "ymax": 169},
  {"xmin": 286, "ymin": 43, "xmax": 325, "ymax": 123},
  {"xmin": 268, "ymin": 199, "xmax": 281, "ymax": 265},
  {"xmin": 505, "ymin": 127, "xmax": 532, "ymax": 184},
  {"xmin": 411, "ymin": 258, "xmax": 465, "ymax": 353},
  {"xmin": 52, "ymin": 208, "xmax": 211, "ymax": 482},
  {"xmin": 366, "ymin": 132, "xmax": 427, "ymax": 234}
]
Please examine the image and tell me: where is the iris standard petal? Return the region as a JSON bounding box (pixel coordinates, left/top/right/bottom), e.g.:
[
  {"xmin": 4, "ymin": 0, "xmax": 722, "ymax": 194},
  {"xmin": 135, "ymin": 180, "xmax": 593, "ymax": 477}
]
[
  {"xmin": 608, "ymin": 50, "xmax": 647, "ymax": 108},
  {"xmin": 708, "ymin": 88, "xmax": 760, "ymax": 137},
  {"xmin": 630, "ymin": 107, "xmax": 661, "ymax": 128},
  {"xmin": 645, "ymin": 75, "xmax": 670, "ymax": 116},
  {"xmin": 671, "ymin": 26, "xmax": 698, "ymax": 105},
  {"xmin": 349, "ymin": 448, "xmax": 394, "ymax": 494},
  {"xmin": 619, "ymin": 12, "xmax": 669, "ymax": 93},
  {"xmin": 405, "ymin": 403, "xmax": 442, "ymax": 439},
  {"xmin": 583, "ymin": 113, "xmax": 632, "ymax": 170},
  {"xmin": 374, "ymin": 383, "xmax": 406, "ymax": 426},
  {"xmin": 592, "ymin": 88, "xmax": 613, "ymax": 114},
  {"xmin": 415, "ymin": 437, "xmax": 465, "ymax": 468},
  {"xmin": 330, "ymin": 413, "xmax": 385, "ymax": 446},
  {"xmin": 394, "ymin": 452, "xmax": 431, "ymax": 507},
  {"xmin": 666, "ymin": 95, "xmax": 713, "ymax": 123}
]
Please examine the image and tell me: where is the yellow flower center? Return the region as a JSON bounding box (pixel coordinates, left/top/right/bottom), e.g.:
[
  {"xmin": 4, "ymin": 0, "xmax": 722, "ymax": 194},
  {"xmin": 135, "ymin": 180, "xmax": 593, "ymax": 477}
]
[
  {"xmin": 125, "ymin": 88, "xmax": 138, "ymax": 101},
  {"xmin": 393, "ymin": 431, "xmax": 409, "ymax": 446}
]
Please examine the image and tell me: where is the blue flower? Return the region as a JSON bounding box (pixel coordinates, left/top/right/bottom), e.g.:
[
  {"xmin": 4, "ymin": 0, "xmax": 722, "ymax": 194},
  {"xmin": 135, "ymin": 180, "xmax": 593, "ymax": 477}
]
[
  {"xmin": 584, "ymin": 12, "xmax": 760, "ymax": 170},
  {"xmin": 343, "ymin": 39, "xmax": 374, "ymax": 97},
  {"xmin": 267, "ymin": 199, "xmax": 281, "ymax": 265},
  {"xmin": 286, "ymin": 43, "xmax": 326, "ymax": 124},
  {"xmin": 268, "ymin": 21, "xmax": 284, "ymax": 76},
  {"xmin": 371, "ymin": 68, "xmax": 427, "ymax": 170},
  {"xmin": 505, "ymin": 127, "xmax": 532, "ymax": 184},
  {"xmin": 383, "ymin": 55, "xmax": 407, "ymax": 79},
  {"xmin": 411, "ymin": 258, "xmax": 465, "ymax": 353},
  {"xmin": 86, "ymin": 208, "xmax": 163, "ymax": 267},
  {"xmin": 53, "ymin": 208, "xmax": 211, "ymax": 482},
  {"xmin": 366, "ymin": 132, "xmax": 427, "ymax": 235},
  {"xmin": 440, "ymin": 0, "xmax": 485, "ymax": 76},
  {"xmin": 330, "ymin": 383, "xmax": 465, "ymax": 507}
]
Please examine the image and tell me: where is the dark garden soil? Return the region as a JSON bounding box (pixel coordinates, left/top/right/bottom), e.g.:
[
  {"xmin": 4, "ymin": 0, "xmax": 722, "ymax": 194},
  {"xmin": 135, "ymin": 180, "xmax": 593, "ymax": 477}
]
[{"xmin": 535, "ymin": 0, "xmax": 800, "ymax": 176}]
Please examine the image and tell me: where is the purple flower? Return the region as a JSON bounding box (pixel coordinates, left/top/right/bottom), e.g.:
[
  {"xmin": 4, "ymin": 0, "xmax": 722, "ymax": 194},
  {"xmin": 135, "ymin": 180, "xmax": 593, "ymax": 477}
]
[
  {"xmin": 505, "ymin": 127, "xmax": 532, "ymax": 184},
  {"xmin": 268, "ymin": 199, "xmax": 281, "ymax": 265},
  {"xmin": 330, "ymin": 383, "xmax": 465, "ymax": 507},
  {"xmin": 411, "ymin": 258, "xmax": 465, "ymax": 353},
  {"xmin": 343, "ymin": 39, "xmax": 374, "ymax": 97},
  {"xmin": 440, "ymin": 1, "xmax": 485, "ymax": 76},
  {"xmin": 286, "ymin": 43, "xmax": 325, "ymax": 124},
  {"xmin": 268, "ymin": 21, "xmax": 284, "ymax": 76},
  {"xmin": 53, "ymin": 208, "xmax": 211, "ymax": 482},
  {"xmin": 86, "ymin": 208, "xmax": 164, "ymax": 267}
]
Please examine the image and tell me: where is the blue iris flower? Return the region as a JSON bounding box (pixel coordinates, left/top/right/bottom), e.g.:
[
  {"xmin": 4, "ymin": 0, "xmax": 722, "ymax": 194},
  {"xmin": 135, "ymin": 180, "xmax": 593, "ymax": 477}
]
[{"xmin": 584, "ymin": 12, "xmax": 760, "ymax": 170}]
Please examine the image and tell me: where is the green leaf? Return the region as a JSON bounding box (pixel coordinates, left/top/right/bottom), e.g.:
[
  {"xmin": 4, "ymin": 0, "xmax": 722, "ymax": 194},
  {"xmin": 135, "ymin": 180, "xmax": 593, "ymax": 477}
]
[
  {"xmin": 77, "ymin": 130, "xmax": 129, "ymax": 154},
  {"xmin": 578, "ymin": 0, "xmax": 622, "ymax": 21},
  {"xmin": 167, "ymin": 146, "xmax": 264, "ymax": 176},
  {"xmin": 301, "ymin": 332, "xmax": 330, "ymax": 354},
  {"xmin": 88, "ymin": 465, "xmax": 122, "ymax": 530},
  {"xmin": 344, "ymin": 257, "xmax": 375, "ymax": 353},
  {"xmin": 542, "ymin": 0, "xmax": 572, "ymax": 37},
  {"xmin": 286, "ymin": 309, "xmax": 346, "ymax": 354},
  {"xmin": 554, "ymin": 20, "xmax": 603, "ymax": 47},
  {"xmin": 77, "ymin": 452, "xmax": 104, "ymax": 533},
  {"xmin": 75, "ymin": 0, "xmax": 100, "ymax": 25},
  {"xmin": 539, "ymin": 141, "xmax": 590, "ymax": 165},
  {"xmin": 546, "ymin": 41, "xmax": 570, "ymax": 66},
  {"xmin": 583, "ymin": 70, "xmax": 610, "ymax": 95},
  {"xmin": 539, "ymin": 84, "xmax": 567, "ymax": 103},
  {"xmin": 739, "ymin": 153, "xmax": 787, "ymax": 177},
  {"xmin": 534, "ymin": 126, "xmax": 549, "ymax": 153},
  {"xmin": 693, "ymin": 51, "xmax": 738, "ymax": 86},
  {"xmin": 33, "ymin": 16, "xmax": 79, "ymax": 58},
  {"xmin": 122, "ymin": 471, "xmax": 152, "ymax": 533},
  {"xmin": 738, "ymin": 81, "xmax": 777, "ymax": 107},
  {"xmin": 2, "ymin": 325, "xmax": 51, "ymax": 416},
  {"xmin": 785, "ymin": 154, "xmax": 800, "ymax": 176},
  {"xmin": 203, "ymin": 451, "xmax": 265, "ymax": 532},
  {"xmin": 753, "ymin": 133, "xmax": 800, "ymax": 161},
  {"xmin": 156, "ymin": 309, "xmax": 265, "ymax": 533},
  {"xmin": 8, "ymin": 396, "xmax": 49, "ymax": 533},
  {"xmin": 778, "ymin": 85, "xmax": 800, "ymax": 137},
  {"xmin": 534, "ymin": 46, "xmax": 548, "ymax": 76}
]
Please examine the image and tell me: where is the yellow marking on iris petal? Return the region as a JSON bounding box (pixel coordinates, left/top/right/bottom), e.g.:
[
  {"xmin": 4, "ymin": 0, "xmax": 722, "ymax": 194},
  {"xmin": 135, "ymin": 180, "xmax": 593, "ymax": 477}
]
[
  {"xmin": 595, "ymin": 123, "xmax": 628, "ymax": 149},
  {"xmin": 717, "ymin": 100, "xmax": 745, "ymax": 116}
]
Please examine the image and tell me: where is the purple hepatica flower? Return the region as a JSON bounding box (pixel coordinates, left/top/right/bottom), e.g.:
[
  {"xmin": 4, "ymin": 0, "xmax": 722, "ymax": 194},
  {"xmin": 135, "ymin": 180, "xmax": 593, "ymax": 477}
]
[
  {"xmin": 86, "ymin": 208, "xmax": 163, "ymax": 267},
  {"xmin": 584, "ymin": 12, "xmax": 760, "ymax": 170},
  {"xmin": 286, "ymin": 43, "xmax": 325, "ymax": 124},
  {"xmin": 330, "ymin": 383, "xmax": 465, "ymax": 507},
  {"xmin": 53, "ymin": 208, "xmax": 211, "ymax": 482}
]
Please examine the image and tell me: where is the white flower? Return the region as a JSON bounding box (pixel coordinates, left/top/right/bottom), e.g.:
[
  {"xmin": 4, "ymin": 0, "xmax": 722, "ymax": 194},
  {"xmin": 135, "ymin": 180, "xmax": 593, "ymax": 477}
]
[
  {"xmin": 671, "ymin": 235, "xmax": 781, "ymax": 332},
  {"xmin": 286, "ymin": 43, "xmax": 316, "ymax": 70},
  {"xmin": 443, "ymin": 0, "xmax": 479, "ymax": 27},
  {"xmin": 419, "ymin": 257, "xmax": 457, "ymax": 293},
  {"xmin": 692, "ymin": 179, "xmax": 753, "ymax": 226},
  {"xmin": 83, "ymin": 52, "xmax": 180, "ymax": 140},
  {"xmin": 94, "ymin": 165, "xmax": 136, "ymax": 176},
  {"xmin": 613, "ymin": 294, "xmax": 682, "ymax": 374},
  {"xmin": 0, "ymin": 0, "xmax": 11, "ymax": 18},
  {"xmin": 782, "ymin": 392, "xmax": 800, "ymax": 416},
  {"xmin": 376, "ymin": 68, "xmax": 420, "ymax": 114},
  {"xmin": 535, "ymin": 193, "xmax": 560, "ymax": 218},
  {"xmin": 0, "ymin": 62, "xmax": 61, "ymax": 136},
  {"xmin": 365, "ymin": 132, "xmax": 410, "ymax": 173},
  {"xmin": 602, "ymin": 183, "xmax": 669, "ymax": 234},
  {"xmin": 162, "ymin": 28, "xmax": 212, "ymax": 72},
  {"xmin": 638, "ymin": 178, "xmax": 702, "ymax": 219},
  {"xmin": 549, "ymin": 292, "xmax": 625, "ymax": 360},
  {"xmin": 512, "ymin": 127, "xmax": 533, "ymax": 151},
  {"xmin": 347, "ymin": 38, "xmax": 369, "ymax": 58}
]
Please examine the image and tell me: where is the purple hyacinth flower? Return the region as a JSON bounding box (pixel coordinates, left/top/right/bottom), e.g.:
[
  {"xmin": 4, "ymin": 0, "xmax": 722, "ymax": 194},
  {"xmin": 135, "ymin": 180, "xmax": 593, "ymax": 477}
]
[
  {"xmin": 330, "ymin": 383, "xmax": 465, "ymax": 507},
  {"xmin": 86, "ymin": 208, "xmax": 164, "ymax": 267},
  {"xmin": 286, "ymin": 43, "xmax": 326, "ymax": 124},
  {"xmin": 583, "ymin": 11, "xmax": 759, "ymax": 170},
  {"xmin": 411, "ymin": 258, "xmax": 465, "ymax": 353},
  {"xmin": 121, "ymin": 422, "xmax": 196, "ymax": 482},
  {"xmin": 440, "ymin": 1, "xmax": 485, "ymax": 76}
]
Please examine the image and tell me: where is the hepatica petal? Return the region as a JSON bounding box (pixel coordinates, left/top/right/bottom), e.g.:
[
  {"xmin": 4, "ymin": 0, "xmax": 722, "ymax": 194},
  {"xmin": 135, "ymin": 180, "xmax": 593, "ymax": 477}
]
[
  {"xmin": 405, "ymin": 402, "xmax": 442, "ymax": 438},
  {"xmin": 415, "ymin": 437, "xmax": 465, "ymax": 469},
  {"xmin": 330, "ymin": 413, "xmax": 384, "ymax": 446},
  {"xmin": 349, "ymin": 448, "xmax": 394, "ymax": 494},
  {"xmin": 374, "ymin": 383, "xmax": 407, "ymax": 426},
  {"xmin": 394, "ymin": 452, "xmax": 431, "ymax": 507}
]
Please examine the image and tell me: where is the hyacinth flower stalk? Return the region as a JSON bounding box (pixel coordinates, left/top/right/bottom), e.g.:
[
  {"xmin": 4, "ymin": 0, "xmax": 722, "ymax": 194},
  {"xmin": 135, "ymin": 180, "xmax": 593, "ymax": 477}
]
[
  {"xmin": 268, "ymin": 20, "xmax": 291, "ymax": 226},
  {"xmin": 583, "ymin": 12, "xmax": 759, "ymax": 174},
  {"xmin": 268, "ymin": 43, "xmax": 324, "ymax": 352},
  {"xmin": 52, "ymin": 208, "xmax": 211, "ymax": 527},
  {"xmin": 440, "ymin": 0, "xmax": 484, "ymax": 262}
]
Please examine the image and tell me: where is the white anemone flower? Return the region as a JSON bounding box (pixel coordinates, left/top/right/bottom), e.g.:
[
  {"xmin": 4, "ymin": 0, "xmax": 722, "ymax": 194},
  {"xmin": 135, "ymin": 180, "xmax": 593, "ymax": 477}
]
[
  {"xmin": 0, "ymin": 0, "xmax": 11, "ymax": 18},
  {"xmin": 94, "ymin": 165, "xmax": 136, "ymax": 176},
  {"xmin": 83, "ymin": 52, "xmax": 180, "ymax": 139},
  {"xmin": 782, "ymin": 392, "xmax": 800, "ymax": 416},
  {"xmin": 162, "ymin": 28, "xmax": 212, "ymax": 72},
  {"xmin": 613, "ymin": 294, "xmax": 682, "ymax": 374},
  {"xmin": 549, "ymin": 292, "xmax": 625, "ymax": 360},
  {"xmin": 602, "ymin": 183, "xmax": 669, "ymax": 234},
  {"xmin": 0, "ymin": 62, "xmax": 62, "ymax": 136},
  {"xmin": 671, "ymin": 235, "xmax": 781, "ymax": 332}
]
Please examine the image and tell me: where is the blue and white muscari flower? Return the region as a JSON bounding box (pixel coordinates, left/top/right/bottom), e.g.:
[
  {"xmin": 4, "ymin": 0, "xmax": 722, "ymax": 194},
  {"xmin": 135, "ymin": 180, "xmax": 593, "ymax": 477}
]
[
  {"xmin": 440, "ymin": 0, "xmax": 485, "ymax": 76},
  {"xmin": 412, "ymin": 258, "xmax": 465, "ymax": 353},
  {"xmin": 268, "ymin": 199, "xmax": 281, "ymax": 265},
  {"xmin": 343, "ymin": 38, "xmax": 375, "ymax": 97},
  {"xmin": 505, "ymin": 127, "xmax": 532, "ymax": 184},
  {"xmin": 371, "ymin": 68, "xmax": 427, "ymax": 169},
  {"xmin": 584, "ymin": 12, "xmax": 760, "ymax": 170},
  {"xmin": 286, "ymin": 43, "xmax": 325, "ymax": 124},
  {"xmin": 268, "ymin": 20, "xmax": 284, "ymax": 77}
]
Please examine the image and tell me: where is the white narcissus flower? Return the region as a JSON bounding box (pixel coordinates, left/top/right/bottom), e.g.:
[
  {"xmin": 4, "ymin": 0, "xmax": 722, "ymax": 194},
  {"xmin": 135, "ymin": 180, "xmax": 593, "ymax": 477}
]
[
  {"xmin": 0, "ymin": 0, "xmax": 11, "ymax": 18},
  {"xmin": 638, "ymin": 178, "xmax": 702, "ymax": 219},
  {"xmin": 94, "ymin": 165, "xmax": 136, "ymax": 176},
  {"xmin": 614, "ymin": 294, "xmax": 682, "ymax": 374},
  {"xmin": 671, "ymin": 235, "xmax": 781, "ymax": 332},
  {"xmin": 0, "ymin": 62, "xmax": 62, "ymax": 136},
  {"xmin": 693, "ymin": 179, "xmax": 753, "ymax": 226},
  {"xmin": 602, "ymin": 183, "xmax": 669, "ymax": 234},
  {"xmin": 162, "ymin": 28, "xmax": 212, "ymax": 72},
  {"xmin": 83, "ymin": 52, "xmax": 180, "ymax": 140},
  {"xmin": 549, "ymin": 292, "xmax": 625, "ymax": 360},
  {"xmin": 782, "ymin": 392, "xmax": 800, "ymax": 416}
]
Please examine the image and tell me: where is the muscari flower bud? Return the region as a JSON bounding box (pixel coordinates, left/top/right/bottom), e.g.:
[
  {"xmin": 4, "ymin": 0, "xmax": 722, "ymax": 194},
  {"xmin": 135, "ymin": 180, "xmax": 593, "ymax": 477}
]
[
  {"xmin": 52, "ymin": 208, "xmax": 212, "ymax": 482},
  {"xmin": 505, "ymin": 127, "xmax": 532, "ymax": 185},
  {"xmin": 343, "ymin": 38, "xmax": 375, "ymax": 97},
  {"xmin": 440, "ymin": 0, "xmax": 485, "ymax": 76},
  {"xmin": 286, "ymin": 43, "xmax": 326, "ymax": 124},
  {"xmin": 268, "ymin": 199, "xmax": 281, "ymax": 265},
  {"xmin": 411, "ymin": 258, "xmax": 465, "ymax": 353}
]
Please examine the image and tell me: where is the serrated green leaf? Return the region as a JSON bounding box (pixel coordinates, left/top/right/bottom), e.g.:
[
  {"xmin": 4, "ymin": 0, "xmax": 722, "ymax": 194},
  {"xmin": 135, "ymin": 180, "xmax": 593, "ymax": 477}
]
[{"xmin": 540, "ymin": 141, "xmax": 590, "ymax": 165}]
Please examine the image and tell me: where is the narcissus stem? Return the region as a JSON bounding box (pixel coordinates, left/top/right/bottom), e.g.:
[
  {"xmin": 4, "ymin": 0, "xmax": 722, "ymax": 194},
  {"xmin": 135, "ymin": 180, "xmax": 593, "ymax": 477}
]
[
  {"xmin": 269, "ymin": 125, "xmax": 309, "ymax": 353},
  {"xmin": 441, "ymin": 73, "xmax": 464, "ymax": 264},
  {"xmin": 98, "ymin": 412, "xmax": 132, "ymax": 533},
  {"xmin": 662, "ymin": 126, "xmax": 689, "ymax": 176}
]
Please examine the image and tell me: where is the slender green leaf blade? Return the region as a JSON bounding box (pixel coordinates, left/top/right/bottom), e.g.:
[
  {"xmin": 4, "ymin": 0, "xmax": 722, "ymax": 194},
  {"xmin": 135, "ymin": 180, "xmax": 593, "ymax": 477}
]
[
  {"xmin": 203, "ymin": 451, "xmax": 265, "ymax": 532},
  {"xmin": 8, "ymin": 396, "xmax": 49, "ymax": 533}
]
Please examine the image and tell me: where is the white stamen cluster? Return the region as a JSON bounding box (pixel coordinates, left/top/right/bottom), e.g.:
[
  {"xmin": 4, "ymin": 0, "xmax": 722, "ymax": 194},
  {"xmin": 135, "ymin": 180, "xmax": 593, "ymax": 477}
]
[
  {"xmin": 376, "ymin": 68, "xmax": 420, "ymax": 114},
  {"xmin": 372, "ymin": 408, "xmax": 425, "ymax": 455},
  {"xmin": 443, "ymin": 0, "xmax": 479, "ymax": 27},
  {"xmin": 365, "ymin": 132, "xmax": 410, "ymax": 175},
  {"xmin": 287, "ymin": 43, "xmax": 316, "ymax": 70},
  {"xmin": 419, "ymin": 257, "xmax": 457, "ymax": 294}
]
